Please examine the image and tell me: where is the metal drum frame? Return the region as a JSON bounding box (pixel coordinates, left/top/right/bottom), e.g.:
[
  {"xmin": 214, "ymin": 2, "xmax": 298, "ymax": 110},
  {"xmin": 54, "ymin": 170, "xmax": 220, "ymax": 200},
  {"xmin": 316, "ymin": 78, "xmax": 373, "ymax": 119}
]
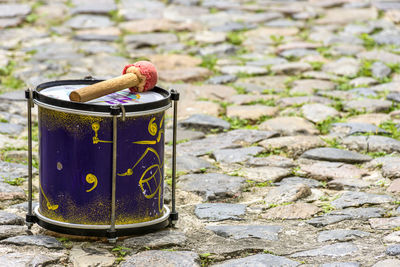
[{"xmin": 25, "ymin": 79, "xmax": 179, "ymax": 242}]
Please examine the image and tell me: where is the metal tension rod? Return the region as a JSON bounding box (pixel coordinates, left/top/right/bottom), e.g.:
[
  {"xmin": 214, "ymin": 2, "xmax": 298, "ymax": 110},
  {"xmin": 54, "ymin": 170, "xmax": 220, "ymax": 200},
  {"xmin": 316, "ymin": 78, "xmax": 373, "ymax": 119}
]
[
  {"xmin": 170, "ymin": 89, "xmax": 179, "ymax": 226},
  {"xmin": 108, "ymin": 105, "xmax": 121, "ymax": 243},
  {"xmin": 25, "ymin": 89, "xmax": 36, "ymax": 229}
]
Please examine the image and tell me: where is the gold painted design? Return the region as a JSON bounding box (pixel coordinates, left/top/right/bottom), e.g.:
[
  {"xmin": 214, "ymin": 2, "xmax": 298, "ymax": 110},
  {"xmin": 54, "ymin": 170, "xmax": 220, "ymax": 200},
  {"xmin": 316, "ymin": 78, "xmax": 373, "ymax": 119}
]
[
  {"xmin": 132, "ymin": 115, "xmax": 165, "ymax": 145},
  {"xmin": 40, "ymin": 183, "xmax": 59, "ymax": 210},
  {"xmin": 118, "ymin": 147, "xmax": 163, "ymax": 212},
  {"xmin": 85, "ymin": 174, "xmax": 98, "ymax": 192},
  {"xmin": 92, "ymin": 122, "xmax": 112, "ymax": 144},
  {"xmin": 148, "ymin": 117, "xmax": 158, "ymax": 136}
]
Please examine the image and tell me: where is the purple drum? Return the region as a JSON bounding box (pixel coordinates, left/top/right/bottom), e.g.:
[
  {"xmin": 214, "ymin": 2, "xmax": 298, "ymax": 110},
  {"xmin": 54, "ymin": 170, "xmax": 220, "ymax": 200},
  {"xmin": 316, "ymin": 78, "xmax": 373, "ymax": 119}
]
[{"xmin": 31, "ymin": 79, "xmax": 173, "ymax": 237}]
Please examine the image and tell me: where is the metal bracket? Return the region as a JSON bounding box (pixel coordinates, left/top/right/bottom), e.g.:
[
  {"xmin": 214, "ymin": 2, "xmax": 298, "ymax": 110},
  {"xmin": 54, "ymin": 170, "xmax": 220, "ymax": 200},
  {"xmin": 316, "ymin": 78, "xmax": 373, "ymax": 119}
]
[
  {"xmin": 25, "ymin": 89, "xmax": 35, "ymax": 229},
  {"xmin": 169, "ymin": 89, "xmax": 179, "ymax": 227}
]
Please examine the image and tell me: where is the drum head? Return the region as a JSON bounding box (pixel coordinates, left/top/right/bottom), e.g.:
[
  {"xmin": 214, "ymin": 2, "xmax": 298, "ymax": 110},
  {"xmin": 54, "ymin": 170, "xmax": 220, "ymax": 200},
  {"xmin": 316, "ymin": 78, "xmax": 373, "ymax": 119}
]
[{"xmin": 34, "ymin": 80, "xmax": 171, "ymax": 115}]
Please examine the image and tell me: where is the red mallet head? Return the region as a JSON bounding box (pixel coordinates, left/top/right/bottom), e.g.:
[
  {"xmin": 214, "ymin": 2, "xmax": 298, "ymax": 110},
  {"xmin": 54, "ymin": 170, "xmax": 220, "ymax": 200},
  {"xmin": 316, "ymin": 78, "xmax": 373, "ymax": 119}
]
[{"xmin": 123, "ymin": 61, "xmax": 158, "ymax": 93}]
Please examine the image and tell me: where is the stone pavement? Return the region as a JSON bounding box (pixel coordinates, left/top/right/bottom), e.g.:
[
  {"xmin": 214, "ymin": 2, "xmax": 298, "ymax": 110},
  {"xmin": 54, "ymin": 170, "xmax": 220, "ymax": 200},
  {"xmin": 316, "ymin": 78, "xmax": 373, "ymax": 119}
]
[{"xmin": 1, "ymin": 0, "xmax": 400, "ymax": 266}]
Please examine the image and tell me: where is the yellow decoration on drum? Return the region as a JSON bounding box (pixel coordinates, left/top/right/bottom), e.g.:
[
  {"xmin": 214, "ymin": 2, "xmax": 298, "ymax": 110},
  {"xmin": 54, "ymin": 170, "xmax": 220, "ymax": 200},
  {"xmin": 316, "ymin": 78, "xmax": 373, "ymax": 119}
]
[
  {"xmin": 91, "ymin": 122, "xmax": 112, "ymax": 144},
  {"xmin": 139, "ymin": 164, "xmax": 162, "ymax": 199},
  {"xmin": 148, "ymin": 117, "xmax": 157, "ymax": 136},
  {"xmin": 40, "ymin": 184, "xmax": 59, "ymax": 210},
  {"xmin": 85, "ymin": 173, "xmax": 98, "ymax": 192}
]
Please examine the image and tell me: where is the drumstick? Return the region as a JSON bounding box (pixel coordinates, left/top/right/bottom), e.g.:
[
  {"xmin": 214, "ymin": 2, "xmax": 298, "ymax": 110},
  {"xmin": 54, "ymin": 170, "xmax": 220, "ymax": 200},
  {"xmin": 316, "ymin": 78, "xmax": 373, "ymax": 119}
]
[{"xmin": 69, "ymin": 61, "xmax": 158, "ymax": 102}]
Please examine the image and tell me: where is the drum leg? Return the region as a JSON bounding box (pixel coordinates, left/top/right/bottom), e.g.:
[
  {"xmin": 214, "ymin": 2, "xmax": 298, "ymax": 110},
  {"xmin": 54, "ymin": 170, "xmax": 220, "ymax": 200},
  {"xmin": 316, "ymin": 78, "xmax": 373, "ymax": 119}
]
[
  {"xmin": 25, "ymin": 89, "xmax": 37, "ymax": 229},
  {"xmin": 170, "ymin": 90, "xmax": 180, "ymax": 227}
]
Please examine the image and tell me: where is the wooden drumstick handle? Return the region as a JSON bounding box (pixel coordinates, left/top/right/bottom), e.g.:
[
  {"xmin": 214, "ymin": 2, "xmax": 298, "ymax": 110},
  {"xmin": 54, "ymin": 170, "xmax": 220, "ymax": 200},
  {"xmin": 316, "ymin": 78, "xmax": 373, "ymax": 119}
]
[{"xmin": 69, "ymin": 73, "xmax": 140, "ymax": 102}]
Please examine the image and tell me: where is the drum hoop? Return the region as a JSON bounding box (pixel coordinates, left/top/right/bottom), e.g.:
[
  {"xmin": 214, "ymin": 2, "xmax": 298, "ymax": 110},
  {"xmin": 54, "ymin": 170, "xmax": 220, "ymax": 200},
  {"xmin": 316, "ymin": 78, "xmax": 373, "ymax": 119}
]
[
  {"xmin": 34, "ymin": 99, "xmax": 171, "ymax": 117},
  {"xmin": 34, "ymin": 205, "xmax": 171, "ymax": 230},
  {"xmin": 34, "ymin": 79, "xmax": 171, "ymax": 114}
]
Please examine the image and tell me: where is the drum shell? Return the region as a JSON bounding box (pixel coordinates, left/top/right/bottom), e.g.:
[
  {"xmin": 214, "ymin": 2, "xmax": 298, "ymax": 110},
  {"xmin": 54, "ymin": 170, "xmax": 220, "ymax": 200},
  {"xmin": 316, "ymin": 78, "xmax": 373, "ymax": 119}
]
[{"xmin": 38, "ymin": 106, "xmax": 166, "ymax": 225}]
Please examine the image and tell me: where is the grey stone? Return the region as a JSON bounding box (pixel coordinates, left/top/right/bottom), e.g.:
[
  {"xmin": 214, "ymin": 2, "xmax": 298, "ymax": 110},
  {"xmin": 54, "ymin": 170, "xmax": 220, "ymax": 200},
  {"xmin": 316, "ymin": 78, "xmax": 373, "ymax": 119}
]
[
  {"xmin": 291, "ymin": 243, "xmax": 358, "ymax": 257},
  {"xmin": 213, "ymin": 147, "xmax": 264, "ymax": 164},
  {"xmin": 330, "ymin": 122, "xmax": 388, "ymax": 136},
  {"xmin": 349, "ymin": 77, "xmax": 377, "ymax": 87},
  {"xmin": 246, "ymin": 58, "xmax": 288, "ymax": 67},
  {"xmin": 74, "ymin": 27, "xmax": 120, "ymax": 42},
  {"xmin": 386, "ymin": 244, "xmax": 400, "ymax": 256},
  {"xmin": 260, "ymin": 136, "xmax": 325, "ymax": 157},
  {"xmin": 199, "ymin": 44, "xmax": 237, "ymax": 56},
  {"xmin": 328, "ymin": 207, "xmax": 385, "ymax": 220},
  {"xmin": 387, "ymin": 92, "xmax": 400, "ymax": 102},
  {"xmin": 123, "ymin": 230, "xmax": 186, "ymax": 250},
  {"xmin": 300, "ymin": 161, "xmax": 366, "ymax": 181},
  {"xmin": 7, "ymin": 201, "xmax": 39, "ymax": 213},
  {"xmin": 318, "ymin": 229, "xmax": 370, "ymax": 242},
  {"xmin": 321, "ymin": 263, "xmax": 360, "ymax": 267},
  {"xmin": 195, "ymin": 203, "xmax": 246, "ymax": 221},
  {"xmin": 0, "ymin": 90, "xmax": 25, "ymax": 101},
  {"xmin": 0, "ymin": 252, "xmax": 63, "ymax": 267},
  {"xmin": 369, "ymin": 217, "xmax": 400, "ymax": 229},
  {"xmin": 372, "ymin": 81, "xmax": 400, "ymax": 92},
  {"xmin": 0, "ymin": 160, "xmax": 33, "ymax": 181},
  {"xmin": 0, "ymin": 225, "xmax": 26, "ymax": 240},
  {"xmin": 71, "ymin": 0, "xmax": 116, "ymax": 15},
  {"xmin": 65, "ymin": 15, "xmax": 113, "ymax": 29},
  {"xmin": 0, "ymin": 123, "xmax": 24, "ymax": 135},
  {"xmin": 264, "ymin": 184, "xmax": 311, "ymax": 205},
  {"xmin": 277, "ymin": 96, "xmax": 332, "ymax": 108},
  {"xmin": 265, "ymin": 19, "xmax": 304, "ymax": 28},
  {"xmin": 341, "ymin": 136, "xmax": 400, "ymax": 154},
  {"xmin": 247, "ymin": 155, "xmax": 295, "ymax": 168},
  {"xmin": 69, "ymin": 245, "xmax": 115, "ymax": 267},
  {"xmin": 372, "ymin": 61, "xmax": 392, "ymax": 78},
  {"xmin": 0, "ymin": 235, "xmax": 63, "ymax": 249},
  {"xmin": 178, "ymin": 130, "xmax": 278, "ymax": 156},
  {"xmin": 120, "ymin": 0, "xmax": 166, "ymax": 20},
  {"xmin": 373, "ymin": 31, "xmax": 400, "ymax": 46},
  {"xmin": 271, "ymin": 62, "xmax": 312, "ymax": 75},
  {"xmin": 213, "ymin": 253, "xmax": 300, "ymax": 267},
  {"xmin": 174, "ymin": 156, "xmax": 214, "ymax": 173},
  {"xmin": 220, "ymin": 66, "xmax": 268, "ymax": 76},
  {"xmin": 0, "ymin": 182, "xmax": 25, "ymax": 201},
  {"xmin": 344, "ymin": 99, "xmax": 392, "ymax": 113},
  {"xmin": 210, "ymin": 22, "xmax": 256, "ymax": 32},
  {"xmin": 165, "ymin": 128, "xmax": 205, "ymax": 144},
  {"xmin": 0, "ymin": 211, "xmax": 24, "ymax": 225},
  {"xmin": 301, "ymin": 104, "xmax": 339, "ymax": 123},
  {"xmin": 0, "ymin": 4, "xmax": 31, "ymax": 18},
  {"xmin": 372, "ymin": 259, "xmax": 400, "ymax": 267},
  {"xmin": 307, "ymin": 215, "xmax": 352, "ymax": 227},
  {"xmin": 348, "ymin": 87, "xmax": 377, "ymax": 98},
  {"xmin": 277, "ymin": 177, "xmax": 321, "ymax": 188},
  {"xmin": 206, "ymin": 75, "xmax": 237, "ymax": 85},
  {"xmin": 125, "ymin": 33, "xmax": 178, "ymax": 48},
  {"xmin": 206, "ymin": 225, "xmax": 282, "ymax": 240},
  {"xmin": 384, "ymin": 231, "xmax": 400, "ymax": 243},
  {"xmin": 122, "ymin": 250, "xmax": 200, "ymax": 267},
  {"xmin": 259, "ymin": 117, "xmax": 318, "ymax": 136},
  {"xmin": 178, "ymin": 173, "xmax": 245, "ymax": 200},
  {"xmin": 280, "ymin": 49, "xmax": 319, "ymax": 59},
  {"xmin": 179, "ymin": 114, "xmax": 230, "ymax": 133},
  {"xmin": 263, "ymin": 203, "xmax": 320, "ymax": 220},
  {"xmin": 358, "ymin": 50, "xmax": 400, "ymax": 64},
  {"xmin": 323, "ymin": 57, "xmax": 360, "ymax": 77},
  {"xmin": 327, "ymin": 178, "xmax": 371, "ymax": 190},
  {"xmin": 0, "ymin": 17, "xmax": 24, "ymax": 28},
  {"xmin": 226, "ymin": 105, "xmax": 278, "ymax": 121},
  {"xmin": 344, "ymin": 24, "xmax": 374, "ymax": 35},
  {"xmin": 239, "ymin": 166, "xmax": 291, "ymax": 183},
  {"xmin": 331, "ymin": 191, "xmax": 394, "ymax": 209},
  {"xmin": 301, "ymin": 148, "xmax": 371, "ymax": 163}
]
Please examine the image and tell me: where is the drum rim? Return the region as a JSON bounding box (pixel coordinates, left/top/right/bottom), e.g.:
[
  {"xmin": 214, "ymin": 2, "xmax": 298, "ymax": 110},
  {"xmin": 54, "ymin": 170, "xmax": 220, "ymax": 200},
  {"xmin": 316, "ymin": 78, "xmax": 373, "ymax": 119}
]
[{"xmin": 34, "ymin": 79, "xmax": 171, "ymax": 114}]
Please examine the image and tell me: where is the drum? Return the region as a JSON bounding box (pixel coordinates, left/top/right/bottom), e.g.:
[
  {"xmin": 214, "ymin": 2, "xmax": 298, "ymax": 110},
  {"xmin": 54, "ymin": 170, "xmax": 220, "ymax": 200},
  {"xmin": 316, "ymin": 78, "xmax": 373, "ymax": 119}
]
[{"xmin": 28, "ymin": 79, "xmax": 175, "ymax": 237}]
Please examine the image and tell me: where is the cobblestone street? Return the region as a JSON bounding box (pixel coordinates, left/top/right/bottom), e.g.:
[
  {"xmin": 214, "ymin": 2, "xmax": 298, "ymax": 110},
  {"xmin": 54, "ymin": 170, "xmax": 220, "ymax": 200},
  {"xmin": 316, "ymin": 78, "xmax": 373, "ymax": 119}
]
[{"xmin": 1, "ymin": 0, "xmax": 400, "ymax": 266}]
